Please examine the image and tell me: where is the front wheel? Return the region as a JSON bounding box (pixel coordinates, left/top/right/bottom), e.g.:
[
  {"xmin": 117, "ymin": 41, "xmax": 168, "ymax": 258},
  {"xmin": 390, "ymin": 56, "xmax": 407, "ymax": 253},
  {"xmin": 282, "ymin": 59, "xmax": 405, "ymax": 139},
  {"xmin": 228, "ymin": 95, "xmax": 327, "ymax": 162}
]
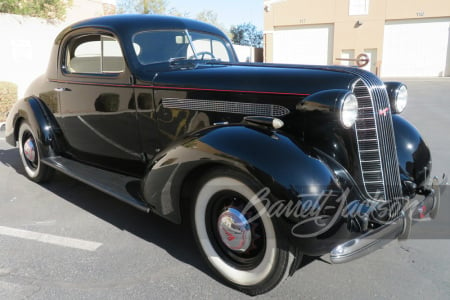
[
  {"xmin": 18, "ymin": 121, "xmax": 54, "ymax": 182},
  {"xmin": 191, "ymin": 168, "xmax": 295, "ymax": 295}
]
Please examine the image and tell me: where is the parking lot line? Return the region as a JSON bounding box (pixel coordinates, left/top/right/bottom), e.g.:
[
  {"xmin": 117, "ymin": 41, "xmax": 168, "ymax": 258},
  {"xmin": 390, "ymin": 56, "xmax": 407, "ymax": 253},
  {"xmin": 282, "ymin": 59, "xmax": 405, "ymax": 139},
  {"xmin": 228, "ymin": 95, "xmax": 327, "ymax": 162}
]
[{"xmin": 0, "ymin": 226, "xmax": 102, "ymax": 251}]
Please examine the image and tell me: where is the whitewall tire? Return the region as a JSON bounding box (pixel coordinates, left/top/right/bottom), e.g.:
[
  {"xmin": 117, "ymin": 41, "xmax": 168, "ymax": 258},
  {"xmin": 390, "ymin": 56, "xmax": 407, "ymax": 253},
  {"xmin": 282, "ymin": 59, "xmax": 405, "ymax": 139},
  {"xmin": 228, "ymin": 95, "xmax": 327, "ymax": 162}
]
[
  {"xmin": 18, "ymin": 121, "xmax": 53, "ymax": 182},
  {"xmin": 191, "ymin": 168, "xmax": 293, "ymax": 295}
]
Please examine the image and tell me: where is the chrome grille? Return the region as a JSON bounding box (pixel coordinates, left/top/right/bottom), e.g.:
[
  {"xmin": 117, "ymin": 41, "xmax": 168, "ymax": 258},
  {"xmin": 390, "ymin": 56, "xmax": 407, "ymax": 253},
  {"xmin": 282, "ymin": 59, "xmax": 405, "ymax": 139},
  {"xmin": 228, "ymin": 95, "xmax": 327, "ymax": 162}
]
[
  {"xmin": 352, "ymin": 78, "xmax": 403, "ymax": 207},
  {"xmin": 353, "ymin": 80, "xmax": 386, "ymax": 199}
]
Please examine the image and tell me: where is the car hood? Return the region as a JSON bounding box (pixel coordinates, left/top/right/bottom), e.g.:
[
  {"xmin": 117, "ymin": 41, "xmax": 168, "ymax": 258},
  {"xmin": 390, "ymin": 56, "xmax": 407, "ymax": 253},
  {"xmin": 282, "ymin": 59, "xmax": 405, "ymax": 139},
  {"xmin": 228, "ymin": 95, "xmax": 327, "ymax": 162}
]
[{"xmin": 136, "ymin": 62, "xmax": 362, "ymax": 97}]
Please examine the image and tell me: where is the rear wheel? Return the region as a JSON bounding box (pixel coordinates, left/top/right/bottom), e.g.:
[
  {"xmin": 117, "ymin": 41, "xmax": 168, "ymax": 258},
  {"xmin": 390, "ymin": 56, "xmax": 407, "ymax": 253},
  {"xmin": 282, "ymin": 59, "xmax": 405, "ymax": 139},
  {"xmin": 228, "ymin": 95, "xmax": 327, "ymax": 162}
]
[
  {"xmin": 191, "ymin": 168, "xmax": 295, "ymax": 295},
  {"xmin": 18, "ymin": 121, "xmax": 54, "ymax": 182}
]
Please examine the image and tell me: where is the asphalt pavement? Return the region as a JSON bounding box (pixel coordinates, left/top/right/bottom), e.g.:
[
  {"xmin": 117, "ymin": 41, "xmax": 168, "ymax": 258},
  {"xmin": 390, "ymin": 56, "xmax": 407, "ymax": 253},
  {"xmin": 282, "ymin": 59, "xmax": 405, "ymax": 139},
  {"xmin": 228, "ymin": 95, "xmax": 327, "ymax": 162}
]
[{"xmin": 0, "ymin": 78, "xmax": 449, "ymax": 299}]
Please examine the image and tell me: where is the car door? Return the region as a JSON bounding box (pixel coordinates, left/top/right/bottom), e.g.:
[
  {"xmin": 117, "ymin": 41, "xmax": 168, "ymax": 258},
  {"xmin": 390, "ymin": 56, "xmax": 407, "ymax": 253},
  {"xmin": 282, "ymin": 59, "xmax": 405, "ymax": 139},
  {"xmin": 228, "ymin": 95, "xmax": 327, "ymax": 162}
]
[{"xmin": 56, "ymin": 31, "xmax": 144, "ymax": 176}]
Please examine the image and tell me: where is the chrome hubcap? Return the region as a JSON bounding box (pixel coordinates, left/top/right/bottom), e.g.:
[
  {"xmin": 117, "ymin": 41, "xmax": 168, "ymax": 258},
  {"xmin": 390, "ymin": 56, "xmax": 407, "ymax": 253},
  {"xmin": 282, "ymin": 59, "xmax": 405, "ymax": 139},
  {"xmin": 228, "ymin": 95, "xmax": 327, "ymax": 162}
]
[
  {"xmin": 23, "ymin": 137, "xmax": 36, "ymax": 162},
  {"xmin": 217, "ymin": 208, "xmax": 251, "ymax": 252}
]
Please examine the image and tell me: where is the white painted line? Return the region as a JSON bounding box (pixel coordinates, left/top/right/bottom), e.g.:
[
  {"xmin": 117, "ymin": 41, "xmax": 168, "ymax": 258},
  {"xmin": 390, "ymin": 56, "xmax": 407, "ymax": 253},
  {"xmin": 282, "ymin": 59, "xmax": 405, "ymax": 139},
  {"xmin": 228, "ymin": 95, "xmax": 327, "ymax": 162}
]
[{"xmin": 0, "ymin": 226, "xmax": 102, "ymax": 251}]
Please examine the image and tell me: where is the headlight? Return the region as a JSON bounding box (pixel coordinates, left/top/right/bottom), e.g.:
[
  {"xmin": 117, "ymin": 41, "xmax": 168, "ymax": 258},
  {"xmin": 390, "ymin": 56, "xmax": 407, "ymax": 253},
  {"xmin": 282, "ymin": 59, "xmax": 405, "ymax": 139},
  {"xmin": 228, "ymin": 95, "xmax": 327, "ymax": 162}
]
[
  {"xmin": 394, "ymin": 85, "xmax": 408, "ymax": 113},
  {"xmin": 385, "ymin": 82, "xmax": 408, "ymax": 114},
  {"xmin": 340, "ymin": 93, "xmax": 358, "ymax": 128}
]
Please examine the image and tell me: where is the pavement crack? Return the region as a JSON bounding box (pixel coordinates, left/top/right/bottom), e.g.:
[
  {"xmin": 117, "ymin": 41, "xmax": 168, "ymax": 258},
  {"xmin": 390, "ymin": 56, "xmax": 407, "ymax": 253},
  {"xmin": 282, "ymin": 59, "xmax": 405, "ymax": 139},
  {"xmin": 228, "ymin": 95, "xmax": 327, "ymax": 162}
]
[{"xmin": 400, "ymin": 245, "xmax": 411, "ymax": 252}]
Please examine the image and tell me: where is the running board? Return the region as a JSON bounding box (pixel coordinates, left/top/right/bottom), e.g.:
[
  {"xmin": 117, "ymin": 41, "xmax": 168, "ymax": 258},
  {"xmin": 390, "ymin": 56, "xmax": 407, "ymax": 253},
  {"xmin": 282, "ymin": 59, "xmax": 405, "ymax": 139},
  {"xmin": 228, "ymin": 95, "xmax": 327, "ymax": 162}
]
[{"xmin": 42, "ymin": 156, "xmax": 150, "ymax": 213}]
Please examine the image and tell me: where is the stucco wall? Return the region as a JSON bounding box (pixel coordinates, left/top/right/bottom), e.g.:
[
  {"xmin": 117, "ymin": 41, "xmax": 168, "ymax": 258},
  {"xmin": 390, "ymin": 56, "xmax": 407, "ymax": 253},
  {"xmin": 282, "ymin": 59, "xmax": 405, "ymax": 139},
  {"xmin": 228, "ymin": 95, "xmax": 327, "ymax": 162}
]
[
  {"xmin": 0, "ymin": 13, "xmax": 63, "ymax": 100},
  {"xmin": 0, "ymin": 1, "xmax": 108, "ymax": 117}
]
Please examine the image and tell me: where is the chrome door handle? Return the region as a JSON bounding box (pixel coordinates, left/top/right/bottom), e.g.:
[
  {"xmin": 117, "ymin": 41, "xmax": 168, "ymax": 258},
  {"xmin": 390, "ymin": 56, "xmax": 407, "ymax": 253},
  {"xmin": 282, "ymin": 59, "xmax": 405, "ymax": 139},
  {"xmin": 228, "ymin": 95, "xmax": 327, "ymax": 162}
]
[{"xmin": 54, "ymin": 87, "xmax": 71, "ymax": 92}]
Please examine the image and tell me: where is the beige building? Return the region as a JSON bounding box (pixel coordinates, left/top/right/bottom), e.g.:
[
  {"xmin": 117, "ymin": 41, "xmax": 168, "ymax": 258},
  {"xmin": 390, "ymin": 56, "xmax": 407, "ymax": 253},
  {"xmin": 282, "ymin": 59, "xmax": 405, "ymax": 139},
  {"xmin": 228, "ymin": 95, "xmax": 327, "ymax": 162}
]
[{"xmin": 264, "ymin": 0, "xmax": 450, "ymax": 77}]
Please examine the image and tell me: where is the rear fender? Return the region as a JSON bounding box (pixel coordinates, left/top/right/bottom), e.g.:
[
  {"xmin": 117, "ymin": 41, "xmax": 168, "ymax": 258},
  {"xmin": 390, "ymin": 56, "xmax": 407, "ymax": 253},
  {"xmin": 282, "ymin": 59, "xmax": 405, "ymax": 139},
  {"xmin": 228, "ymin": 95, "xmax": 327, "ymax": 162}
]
[{"xmin": 5, "ymin": 97, "xmax": 63, "ymax": 155}]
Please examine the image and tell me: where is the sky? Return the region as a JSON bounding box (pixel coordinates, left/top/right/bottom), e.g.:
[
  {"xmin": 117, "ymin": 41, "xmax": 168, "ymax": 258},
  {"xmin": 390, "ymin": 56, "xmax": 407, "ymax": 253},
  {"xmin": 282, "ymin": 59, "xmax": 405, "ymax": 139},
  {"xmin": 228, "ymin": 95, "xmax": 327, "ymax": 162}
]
[{"xmin": 166, "ymin": 0, "xmax": 264, "ymax": 30}]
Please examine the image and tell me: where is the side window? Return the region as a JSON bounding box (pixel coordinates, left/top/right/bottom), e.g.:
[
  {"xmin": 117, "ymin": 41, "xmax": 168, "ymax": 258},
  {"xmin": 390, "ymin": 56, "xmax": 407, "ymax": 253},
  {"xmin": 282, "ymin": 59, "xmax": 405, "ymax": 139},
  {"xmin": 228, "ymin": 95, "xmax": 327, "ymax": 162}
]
[{"xmin": 65, "ymin": 35, "xmax": 125, "ymax": 74}]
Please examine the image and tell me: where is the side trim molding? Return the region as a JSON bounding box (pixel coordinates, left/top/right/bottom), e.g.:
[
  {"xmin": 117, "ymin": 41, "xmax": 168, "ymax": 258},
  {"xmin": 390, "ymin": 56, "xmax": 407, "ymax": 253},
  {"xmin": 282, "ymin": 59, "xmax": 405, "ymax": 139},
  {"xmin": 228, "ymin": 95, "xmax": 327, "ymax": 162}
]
[{"xmin": 162, "ymin": 98, "xmax": 290, "ymax": 117}]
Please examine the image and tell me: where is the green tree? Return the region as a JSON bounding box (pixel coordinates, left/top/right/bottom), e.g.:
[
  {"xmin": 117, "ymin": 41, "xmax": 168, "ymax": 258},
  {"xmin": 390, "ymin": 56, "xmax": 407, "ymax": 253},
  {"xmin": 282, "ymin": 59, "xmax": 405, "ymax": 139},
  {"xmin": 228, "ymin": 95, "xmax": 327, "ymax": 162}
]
[
  {"xmin": 196, "ymin": 10, "xmax": 218, "ymax": 25},
  {"xmin": 117, "ymin": 0, "xmax": 167, "ymax": 14},
  {"xmin": 167, "ymin": 7, "xmax": 190, "ymax": 18},
  {"xmin": 196, "ymin": 10, "xmax": 227, "ymax": 35},
  {"xmin": 116, "ymin": 2, "xmax": 226, "ymax": 34},
  {"xmin": 0, "ymin": 0, "xmax": 68, "ymax": 20},
  {"xmin": 230, "ymin": 23, "xmax": 263, "ymax": 48}
]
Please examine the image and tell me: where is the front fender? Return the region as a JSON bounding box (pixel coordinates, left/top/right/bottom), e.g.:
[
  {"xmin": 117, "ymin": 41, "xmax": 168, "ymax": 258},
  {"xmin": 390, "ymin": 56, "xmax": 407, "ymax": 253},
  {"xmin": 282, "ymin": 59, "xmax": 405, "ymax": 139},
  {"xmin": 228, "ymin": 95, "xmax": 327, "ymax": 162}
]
[
  {"xmin": 142, "ymin": 125, "xmax": 343, "ymax": 225},
  {"xmin": 392, "ymin": 115, "xmax": 432, "ymax": 189}
]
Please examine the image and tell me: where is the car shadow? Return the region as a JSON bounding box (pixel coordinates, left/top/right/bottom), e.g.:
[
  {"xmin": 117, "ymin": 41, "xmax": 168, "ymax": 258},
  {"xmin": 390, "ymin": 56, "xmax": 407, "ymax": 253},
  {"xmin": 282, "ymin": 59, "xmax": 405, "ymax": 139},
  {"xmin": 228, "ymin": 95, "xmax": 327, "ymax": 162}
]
[
  {"xmin": 0, "ymin": 143, "xmax": 316, "ymax": 286},
  {"xmin": 0, "ymin": 145, "xmax": 211, "ymax": 272}
]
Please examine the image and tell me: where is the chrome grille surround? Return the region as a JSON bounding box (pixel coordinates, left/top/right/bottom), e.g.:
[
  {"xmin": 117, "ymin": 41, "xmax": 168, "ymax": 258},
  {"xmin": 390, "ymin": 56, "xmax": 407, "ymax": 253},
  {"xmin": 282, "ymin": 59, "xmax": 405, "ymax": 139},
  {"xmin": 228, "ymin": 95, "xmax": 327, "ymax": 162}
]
[
  {"xmin": 351, "ymin": 76, "xmax": 403, "ymax": 209},
  {"xmin": 353, "ymin": 80, "xmax": 386, "ymax": 199},
  {"xmin": 311, "ymin": 66, "xmax": 403, "ymax": 206}
]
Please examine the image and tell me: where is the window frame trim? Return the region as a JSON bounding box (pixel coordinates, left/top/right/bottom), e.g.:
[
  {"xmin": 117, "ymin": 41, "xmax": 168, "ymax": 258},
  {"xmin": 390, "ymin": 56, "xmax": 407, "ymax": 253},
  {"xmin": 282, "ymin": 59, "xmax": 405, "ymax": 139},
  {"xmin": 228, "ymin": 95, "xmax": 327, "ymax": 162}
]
[{"xmin": 61, "ymin": 30, "xmax": 127, "ymax": 78}]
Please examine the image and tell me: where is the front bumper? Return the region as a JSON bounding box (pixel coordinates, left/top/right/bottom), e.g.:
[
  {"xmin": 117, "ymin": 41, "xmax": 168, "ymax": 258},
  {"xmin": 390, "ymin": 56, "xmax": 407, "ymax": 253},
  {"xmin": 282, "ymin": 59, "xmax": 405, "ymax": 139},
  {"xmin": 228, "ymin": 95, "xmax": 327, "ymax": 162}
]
[{"xmin": 330, "ymin": 175, "xmax": 447, "ymax": 264}]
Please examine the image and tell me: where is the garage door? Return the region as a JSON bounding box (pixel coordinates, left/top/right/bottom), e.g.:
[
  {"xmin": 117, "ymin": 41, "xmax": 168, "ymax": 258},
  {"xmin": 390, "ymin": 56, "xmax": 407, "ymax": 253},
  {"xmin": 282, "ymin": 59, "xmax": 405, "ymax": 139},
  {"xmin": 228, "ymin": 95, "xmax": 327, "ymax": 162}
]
[
  {"xmin": 273, "ymin": 24, "xmax": 333, "ymax": 65},
  {"xmin": 382, "ymin": 19, "xmax": 450, "ymax": 77}
]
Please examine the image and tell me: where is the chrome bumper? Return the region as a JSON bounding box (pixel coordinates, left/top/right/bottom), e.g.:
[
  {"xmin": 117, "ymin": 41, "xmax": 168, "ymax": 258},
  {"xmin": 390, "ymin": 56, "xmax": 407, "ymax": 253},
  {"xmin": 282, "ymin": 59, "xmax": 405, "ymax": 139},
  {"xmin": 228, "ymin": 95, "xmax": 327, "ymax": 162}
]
[
  {"xmin": 330, "ymin": 216, "xmax": 405, "ymax": 264},
  {"xmin": 330, "ymin": 175, "xmax": 446, "ymax": 264}
]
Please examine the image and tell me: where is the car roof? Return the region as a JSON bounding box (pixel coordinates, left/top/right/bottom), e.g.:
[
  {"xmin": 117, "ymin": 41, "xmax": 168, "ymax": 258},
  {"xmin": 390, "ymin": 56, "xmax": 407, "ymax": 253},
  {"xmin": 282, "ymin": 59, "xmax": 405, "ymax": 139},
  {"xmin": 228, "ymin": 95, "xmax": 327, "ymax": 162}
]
[
  {"xmin": 48, "ymin": 14, "xmax": 235, "ymax": 78},
  {"xmin": 65, "ymin": 14, "xmax": 226, "ymax": 38}
]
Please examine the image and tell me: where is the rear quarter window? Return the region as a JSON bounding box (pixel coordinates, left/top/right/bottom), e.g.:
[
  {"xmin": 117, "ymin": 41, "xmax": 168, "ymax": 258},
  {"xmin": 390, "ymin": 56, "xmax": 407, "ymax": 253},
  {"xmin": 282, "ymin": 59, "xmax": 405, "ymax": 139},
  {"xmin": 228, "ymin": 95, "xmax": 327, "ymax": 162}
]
[{"xmin": 65, "ymin": 35, "xmax": 125, "ymax": 74}]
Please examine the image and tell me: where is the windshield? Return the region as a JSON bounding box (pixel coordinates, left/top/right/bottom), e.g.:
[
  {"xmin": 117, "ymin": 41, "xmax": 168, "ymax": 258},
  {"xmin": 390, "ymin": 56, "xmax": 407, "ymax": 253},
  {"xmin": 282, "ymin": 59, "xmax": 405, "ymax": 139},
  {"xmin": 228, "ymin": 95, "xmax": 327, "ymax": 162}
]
[{"xmin": 132, "ymin": 30, "xmax": 234, "ymax": 66}]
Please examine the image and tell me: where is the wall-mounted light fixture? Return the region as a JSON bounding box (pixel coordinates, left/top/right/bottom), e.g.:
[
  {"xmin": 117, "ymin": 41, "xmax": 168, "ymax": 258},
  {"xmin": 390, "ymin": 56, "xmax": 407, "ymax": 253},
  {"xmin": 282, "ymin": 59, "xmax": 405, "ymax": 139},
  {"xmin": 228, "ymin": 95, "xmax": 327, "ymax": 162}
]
[
  {"xmin": 264, "ymin": 0, "xmax": 288, "ymax": 12},
  {"xmin": 354, "ymin": 20, "xmax": 364, "ymax": 28}
]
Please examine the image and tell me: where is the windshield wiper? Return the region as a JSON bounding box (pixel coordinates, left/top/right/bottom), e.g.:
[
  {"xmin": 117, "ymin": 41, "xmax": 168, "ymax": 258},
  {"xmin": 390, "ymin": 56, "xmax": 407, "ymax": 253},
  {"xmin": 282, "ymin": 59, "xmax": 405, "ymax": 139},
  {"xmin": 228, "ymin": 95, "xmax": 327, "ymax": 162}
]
[
  {"xmin": 169, "ymin": 57, "xmax": 221, "ymax": 69},
  {"xmin": 169, "ymin": 57, "xmax": 198, "ymax": 70},
  {"xmin": 169, "ymin": 57, "xmax": 188, "ymax": 64},
  {"xmin": 204, "ymin": 58, "xmax": 222, "ymax": 64}
]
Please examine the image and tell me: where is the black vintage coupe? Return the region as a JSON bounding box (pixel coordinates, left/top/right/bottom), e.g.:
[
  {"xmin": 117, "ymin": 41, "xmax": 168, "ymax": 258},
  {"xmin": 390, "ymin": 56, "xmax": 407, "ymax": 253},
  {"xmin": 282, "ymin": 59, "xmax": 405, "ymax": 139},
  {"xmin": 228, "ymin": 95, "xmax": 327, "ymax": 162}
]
[{"xmin": 5, "ymin": 15, "xmax": 445, "ymax": 295}]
